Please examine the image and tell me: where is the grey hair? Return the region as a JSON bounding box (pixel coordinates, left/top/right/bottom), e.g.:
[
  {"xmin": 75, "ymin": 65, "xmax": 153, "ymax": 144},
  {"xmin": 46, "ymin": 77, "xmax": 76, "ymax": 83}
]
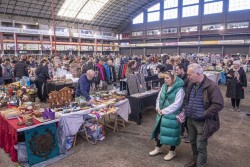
[
  {"xmin": 86, "ymin": 69, "xmax": 95, "ymax": 76},
  {"xmin": 188, "ymin": 63, "xmax": 203, "ymax": 75},
  {"xmin": 233, "ymin": 60, "xmax": 241, "ymax": 66}
]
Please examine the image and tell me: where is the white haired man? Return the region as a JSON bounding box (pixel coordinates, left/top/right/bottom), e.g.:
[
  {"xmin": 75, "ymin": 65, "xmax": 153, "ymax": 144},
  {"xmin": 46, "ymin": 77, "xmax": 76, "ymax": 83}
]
[
  {"xmin": 183, "ymin": 63, "xmax": 224, "ymax": 167},
  {"xmin": 75, "ymin": 70, "xmax": 95, "ymax": 103}
]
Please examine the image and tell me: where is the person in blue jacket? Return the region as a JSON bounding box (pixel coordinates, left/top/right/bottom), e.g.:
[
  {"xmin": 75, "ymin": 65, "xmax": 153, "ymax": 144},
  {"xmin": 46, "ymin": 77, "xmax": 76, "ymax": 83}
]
[{"xmin": 75, "ymin": 69, "xmax": 95, "ymax": 102}]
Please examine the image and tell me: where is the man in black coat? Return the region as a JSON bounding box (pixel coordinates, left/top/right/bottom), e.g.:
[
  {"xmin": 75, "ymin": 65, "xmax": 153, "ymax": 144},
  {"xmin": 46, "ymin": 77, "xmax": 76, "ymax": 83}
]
[
  {"xmin": 14, "ymin": 55, "xmax": 29, "ymax": 81},
  {"xmin": 175, "ymin": 64, "xmax": 189, "ymax": 91},
  {"xmin": 175, "ymin": 64, "xmax": 190, "ymax": 143},
  {"xmin": 34, "ymin": 59, "xmax": 50, "ymax": 102}
]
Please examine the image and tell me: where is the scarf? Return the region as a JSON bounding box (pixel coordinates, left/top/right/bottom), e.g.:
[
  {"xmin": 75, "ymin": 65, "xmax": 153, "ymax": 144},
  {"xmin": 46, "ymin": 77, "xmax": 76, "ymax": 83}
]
[{"xmin": 233, "ymin": 67, "xmax": 240, "ymax": 81}]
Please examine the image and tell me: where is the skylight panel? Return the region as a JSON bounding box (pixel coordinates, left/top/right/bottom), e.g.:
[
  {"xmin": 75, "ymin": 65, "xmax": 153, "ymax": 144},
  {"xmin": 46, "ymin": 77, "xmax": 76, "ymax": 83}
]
[
  {"xmin": 164, "ymin": 0, "xmax": 178, "ymax": 9},
  {"xmin": 57, "ymin": 0, "xmax": 109, "ymax": 21},
  {"xmin": 133, "ymin": 12, "xmax": 144, "ymax": 24},
  {"xmin": 57, "ymin": 0, "xmax": 88, "ymax": 18},
  {"xmin": 229, "ymin": 0, "xmax": 250, "ymax": 12},
  {"xmin": 148, "ymin": 3, "xmax": 160, "ymax": 12},
  {"xmin": 77, "ymin": 0, "xmax": 109, "ymax": 20}
]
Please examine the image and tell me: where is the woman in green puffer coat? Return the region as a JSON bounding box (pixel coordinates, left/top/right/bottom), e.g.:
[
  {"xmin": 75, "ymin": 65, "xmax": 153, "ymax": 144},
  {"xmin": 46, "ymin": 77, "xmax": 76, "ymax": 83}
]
[{"xmin": 149, "ymin": 71, "xmax": 184, "ymax": 161}]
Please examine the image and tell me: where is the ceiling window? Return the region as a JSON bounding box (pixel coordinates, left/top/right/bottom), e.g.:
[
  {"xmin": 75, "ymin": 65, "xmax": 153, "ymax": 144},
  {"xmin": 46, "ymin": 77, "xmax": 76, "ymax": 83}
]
[
  {"xmin": 182, "ymin": 0, "xmax": 199, "ymax": 17},
  {"xmin": 57, "ymin": 0, "xmax": 88, "ymax": 18},
  {"xmin": 229, "ymin": 0, "xmax": 250, "ymax": 12},
  {"xmin": 147, "ymin": 3, "xmax": 160, "ymax": 22},
  {"xmin": 58, "ymin": 0, "xmax": 110, "ymax": 21},
  {"xmin": 148, "ymin": 3, "xmax": 160, "ymax": 12},
  {"xmin": 182, "ymin": 5, "xmax": 199, "ymax": 17},
  {"xmin": 148, "ymin": 12, "xmax": 160, "ymax": 22},
  {"xmin": 164, "ymin": 0, "xmax": 178, "ymax": 20},
  {"xmin": 164, "ymin": 0, "xmax": 178, "ymax": 9},
  {"xmin": 204, "ymin": 1, "xmax": 223, "ymax": 15},
  {"xmin": 183, "ymin": 0, "xmax": 199, "ymax": 6},
  {"xmin": 133, "ymin": 12, "xmax": 144, "ymax": 24},
  {"xmin": 164, "ymin": 9, "xmax": 178, "ymax": 20},
  {"xmin": 77, "ymin": 0, "xmax": 110, "ymax": 20}
]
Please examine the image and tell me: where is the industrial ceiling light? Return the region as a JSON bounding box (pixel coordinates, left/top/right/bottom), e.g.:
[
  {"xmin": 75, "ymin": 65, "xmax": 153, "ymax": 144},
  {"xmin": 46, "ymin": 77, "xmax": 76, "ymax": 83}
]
[{"xmin": 22, "ymin": 25, "xmax": 26, "ymax": 29}]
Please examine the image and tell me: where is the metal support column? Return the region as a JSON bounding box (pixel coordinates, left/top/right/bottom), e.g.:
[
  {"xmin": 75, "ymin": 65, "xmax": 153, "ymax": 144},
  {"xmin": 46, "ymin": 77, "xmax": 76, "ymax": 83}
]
[{"xmin": 51, "ymin": 0, "xmax": 57, "ymax": 55}]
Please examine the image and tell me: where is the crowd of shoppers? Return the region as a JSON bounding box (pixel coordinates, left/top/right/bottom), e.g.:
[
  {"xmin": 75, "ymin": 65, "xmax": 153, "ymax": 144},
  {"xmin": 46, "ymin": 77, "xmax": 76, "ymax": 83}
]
[{"xmin": 0, "ymin": 53, "xmax": 248, "ymax": 166}]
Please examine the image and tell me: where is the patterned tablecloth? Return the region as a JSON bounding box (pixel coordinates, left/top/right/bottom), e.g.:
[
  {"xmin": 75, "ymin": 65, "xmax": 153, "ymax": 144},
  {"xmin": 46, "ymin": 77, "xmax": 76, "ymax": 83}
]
[
  {"xmin": 0, "ymin": 113, "xmax": 58, "ymax": 162},
  {"xmin": 58, "ymin": 99, "xmax": 131, "ymax": 153}
]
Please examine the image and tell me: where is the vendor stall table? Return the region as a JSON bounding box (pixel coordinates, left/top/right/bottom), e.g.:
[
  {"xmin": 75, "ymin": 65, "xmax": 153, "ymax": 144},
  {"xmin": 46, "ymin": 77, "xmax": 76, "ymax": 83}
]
[
  {"xmin": 58, "ymin": 99, "xmax": 131, "ymax": 153},
  {"xmin": 0, "ymin": 113, "xmax": 59, "ymax": 162},
  {"xmin": 127, "ymin": 90, "xmax": 159, "ymax": 125}
]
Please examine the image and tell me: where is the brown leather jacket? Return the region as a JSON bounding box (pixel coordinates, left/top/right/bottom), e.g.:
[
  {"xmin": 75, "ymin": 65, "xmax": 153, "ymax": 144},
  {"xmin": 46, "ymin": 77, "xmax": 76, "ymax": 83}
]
[{"xmin": 183, "ymin": 75, "xmax": 224, "ymax": 139}]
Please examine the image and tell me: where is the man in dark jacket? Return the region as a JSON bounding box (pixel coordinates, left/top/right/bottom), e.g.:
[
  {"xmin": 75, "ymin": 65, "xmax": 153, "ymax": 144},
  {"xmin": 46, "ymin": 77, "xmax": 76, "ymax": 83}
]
[
  {"xmin": 75, "ymin": 70, "xmax": 95, "ymax": 102},
  {"xmin": 34, "ymin": 59, "xmax": 50, "ymax": 102},
  {"xmin": 181, "ymin": 58, "xmax": 190, "ymax": 71},
  {"xmin": 14, "ymin": 55, "xmax": 29, "ymax": 81},
  {"xmin": 184, "ymin": 63, "xmax": 224, "ymax": 167},
  {"xmin": 81, "ymin": 56, "xmax": 95, "ymax": 74},
  {"xmin": 175, "ymin": 64, "xmax": 189, "ymax": 91},
  {"xmin": 175, "ymin": 64, "xmax": 190, "ymax": 142}
]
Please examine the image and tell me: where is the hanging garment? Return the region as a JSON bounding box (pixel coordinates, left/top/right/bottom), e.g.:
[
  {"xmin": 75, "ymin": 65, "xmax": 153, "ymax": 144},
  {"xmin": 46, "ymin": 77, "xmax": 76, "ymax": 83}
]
[{"xmin": 96, "ymin": 64, "xmax": 105, "ymax": 81}]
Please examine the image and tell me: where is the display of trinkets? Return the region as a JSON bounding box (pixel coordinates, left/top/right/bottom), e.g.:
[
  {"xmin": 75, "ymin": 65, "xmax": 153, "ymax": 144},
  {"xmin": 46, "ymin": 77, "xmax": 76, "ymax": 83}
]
[
  {"xmin": 89, "ymin": 106, "xmax": 119, "ymax": 119},
  {"xmin": 48, "ymin": 87, "xmax": 74, "ymax": 108},
  {"xmin": 0, "ymin": 84, "xmax": 36, "ymax": 108}
]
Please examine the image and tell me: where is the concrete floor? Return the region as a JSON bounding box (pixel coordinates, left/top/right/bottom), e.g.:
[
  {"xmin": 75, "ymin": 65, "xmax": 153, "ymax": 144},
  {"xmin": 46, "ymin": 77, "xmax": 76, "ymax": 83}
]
[{"xmin": 1, "ymin": 84, "xmax": 250, "ymax": 167}]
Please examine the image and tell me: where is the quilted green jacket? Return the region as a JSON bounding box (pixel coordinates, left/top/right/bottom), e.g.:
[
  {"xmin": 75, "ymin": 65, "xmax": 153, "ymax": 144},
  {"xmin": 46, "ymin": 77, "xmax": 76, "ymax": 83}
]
[{"xmin": 151, "ymin": 77, "xmax": 183, "ymax": 146}]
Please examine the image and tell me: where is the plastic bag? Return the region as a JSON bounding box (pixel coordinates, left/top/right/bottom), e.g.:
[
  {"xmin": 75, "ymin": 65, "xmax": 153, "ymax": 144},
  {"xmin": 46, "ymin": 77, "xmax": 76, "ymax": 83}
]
[{"xmin": 14, "ymin": 142, "xmax": 28, "ymax": 163}]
